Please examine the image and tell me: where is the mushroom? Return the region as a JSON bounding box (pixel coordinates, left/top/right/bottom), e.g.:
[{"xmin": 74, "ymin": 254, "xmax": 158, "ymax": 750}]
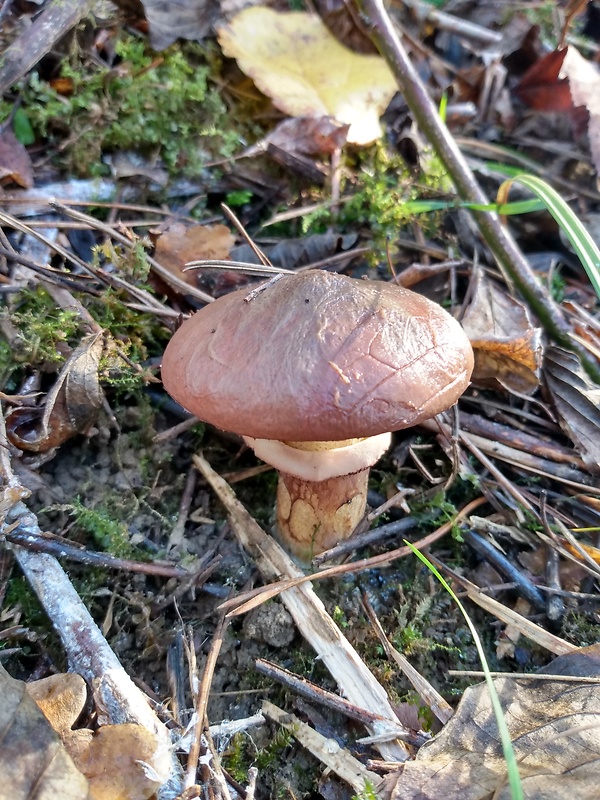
[{"xmin": 161, "ymin": 270, "xmax": 473, "ymax": 563}]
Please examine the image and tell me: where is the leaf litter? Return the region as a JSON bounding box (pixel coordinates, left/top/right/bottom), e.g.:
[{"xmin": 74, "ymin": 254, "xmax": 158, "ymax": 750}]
[{"xmin": 0, "ymin": 0, "xmax": 600, "ymax": 798}]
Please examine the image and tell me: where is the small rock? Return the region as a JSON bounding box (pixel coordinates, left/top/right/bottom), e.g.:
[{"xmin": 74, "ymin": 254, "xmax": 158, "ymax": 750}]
[{"xmin": 243, "ymin": 602, "xmax": 295, "ymax": 648}]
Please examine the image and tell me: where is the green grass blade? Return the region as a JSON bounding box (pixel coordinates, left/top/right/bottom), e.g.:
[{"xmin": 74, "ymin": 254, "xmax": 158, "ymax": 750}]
[
  {"xmin": 498, "ymin": 173, "xmax": 600, "ymax": 299},
  {"xmin": 406, "ymin": 542, "xmax": 524, "ymax": 800}
]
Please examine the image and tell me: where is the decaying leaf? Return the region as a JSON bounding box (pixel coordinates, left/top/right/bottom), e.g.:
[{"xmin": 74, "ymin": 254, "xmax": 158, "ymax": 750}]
[
  {"xmin": 514, "ymin": 48, "xmax": 572, "ymax": 113},
  {"xmin": 6, "ymin": 333, "xmax": 104, "ymax": 453},
  {"xmin": 0, "ymin": 125, "xmax": 34, "ymax": 188},
  {"xmin": 388, "ymin": 644, "xmax": 600, "ymax": 800},
  {"xmin": 26, "ymin": 672, "xmax": 88, "ymax": 735},
  {"xmin": 0, "ymin": 664, "xmax": 91, "ymax": 800},
  {"xmin": 141, "ymin": 0, "xmax": 220, "ymax": 50},
  {"xmin": 253, "ymin": 115, "xmax": 350, "ymax": 157},
  {"xmin": 217, "ymin": 7, "xmax": 397, "ymax": 145},
  {"xmin": 461, "ymin": 271, "xmax": 543, "ymax": 394},
  {"xmin": 544, "ymin": 346, "xmax": 600, "ymax": 469},
  {"xmin": 153, "ymin": 221, "xmax": 235, "ymax": 284},
  {"xmin": 65, "ymin": 724, "xmax": 164, "ymax": 800},
  {"xmin": 25, "ymin": 671, "xmax": 165, "ymax": 800}
]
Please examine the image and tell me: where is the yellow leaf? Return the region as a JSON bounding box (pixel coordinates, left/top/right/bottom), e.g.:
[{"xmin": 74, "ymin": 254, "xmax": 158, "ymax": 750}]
[{"xmin": 217, "ymin": 7, "xmax": 397, "ymax": 145}]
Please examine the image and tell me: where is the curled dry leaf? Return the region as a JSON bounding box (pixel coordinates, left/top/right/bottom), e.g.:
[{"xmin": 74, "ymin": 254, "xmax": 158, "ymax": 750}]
[
  {"xmin": 217, "ymin": 7, "xmax": 397, "ymax": 145},
  {"xmin": 252, "ymin": 115, "xmax": 350, "ymax": 158},
  {"xmin": 0, "ymin": 664, "xmax": 91, "ymax": 800},
  {"xmin": 0, "ymin": 125, "xmax": 34, "ymax": 189},
  {"xmin": 388, "ymin": 643, "xmax": 600, "ymax": 800},
  {"xmin": 544, "ymin": 346, "xmax": 600, "ymax": 469},
  {"xmin": 6, "ymin": 333, "xmax": 104, "ymax": 453},
  {"xmin": 153, "ymin": 221, "xmax": 235, "ymax": 284},
  {"xmin": 461, "ymin": 270, "xmax": 543, "ymax": 394}
]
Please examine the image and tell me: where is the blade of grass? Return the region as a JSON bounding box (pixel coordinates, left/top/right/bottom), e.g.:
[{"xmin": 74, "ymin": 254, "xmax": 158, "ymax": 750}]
[
  {"xmin": 406, "ymin": 542, "xmax": 524, "ymax": 800},
  {"xmin": 497, "ymin": 174, "xmax": 600, "ymax": 300}
]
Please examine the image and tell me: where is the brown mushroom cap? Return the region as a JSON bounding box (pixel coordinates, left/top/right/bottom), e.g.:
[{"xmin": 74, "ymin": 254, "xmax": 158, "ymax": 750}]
[{"xmin": 161, "ymin": 270, "xmax": 474, "ymax": 441}]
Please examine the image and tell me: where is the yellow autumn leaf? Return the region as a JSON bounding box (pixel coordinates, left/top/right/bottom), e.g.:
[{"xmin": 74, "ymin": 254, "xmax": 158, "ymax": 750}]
[{"xmin": 217, "ymin": 7, "xmax": 397, "ymax": 145}]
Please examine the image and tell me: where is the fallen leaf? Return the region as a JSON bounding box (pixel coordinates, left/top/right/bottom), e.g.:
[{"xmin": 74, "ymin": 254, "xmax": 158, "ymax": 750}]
[
  {"xmin": 154, "ymin": 221, "xmax": 235, "ymax": 284},
  {"xmin": 0, "ymin": 664, "xmax": 91, "ymax": 799},
  {"xmin": 6, "ymin": 333, "xmax": 104, "ymax": 453},
  {"xmin": 544, "ymin": 346, "xmax": 600, "ymax": 469},
  {"xmin": 25, "ymin": 671, "xmax": 167, "ymax": 800},
  {"xmin": 461, "ymin": 270, "xmax": 543, "ymax": 394},
  {"xmin": 65, "ymin": 724, "xmax": 164, "ymax": 800},
  {"xmin": 388, "ymin": 643, "xmax": 600, "ymax": 800},
  {"xmin": 217, "ymin": 7, "xmax": 397, "ymax": 145},
  {"xmin": 514, "ymin": 48, "xmax": 572, "ymax": 112},
  {"xmin": 0, "ymin": 124, "xmax": 34, "ymax": 188},
  {"xmin": 253, "ymin": 115, "xmax": 350, "ymax": 157},
  {"xmin": 515, "ymin": 45, "xmax": 600, "ymax": 172},
  {"xmin": 559, "ymin": 45, "xmax": 600, "ymax": 175},
  {"xmin": 141, "ymin": 0, "xmax": 220, "ymax": 50},
  {"xmin": 26, "ymin": 673, "xmax": 88, "ymax": 735}
]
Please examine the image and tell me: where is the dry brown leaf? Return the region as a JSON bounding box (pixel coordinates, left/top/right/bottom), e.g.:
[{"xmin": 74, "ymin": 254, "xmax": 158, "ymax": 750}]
[
  {"xmin": 544, "ymin": 346, "xmax": 600, "ymax": 469},
  {"xmin": 0, "ymin": 665, "xmax": 91, "ymax": 800},
  {"xmin": 461, "ymin": 270, "xmax": 543, "ymax": 394},
  {"xmin": 257, "ymin": 115, "xmax": 350, "ymax": 157},
  {"xmin": 217, "ymin": 7, "xmax": 397, "ymax": 145},
  {"xmin": 388, "ymin": 644, "xmax": 600, "ymax": 800},
  {"xmin": 154, "ymin": 221, "xmax": 235, "ymax": 284},
  {"xmin": 66, "ymin": 724, "xmax": 164, "ymax": 800},
  {"xmin": 141, "ymin": 0, "xmax": 220, "ymax": 50},
  {"xmin": 0, "ymin": 125, "xmax": 34, "ymax": 188},
  {"xmin": 6, "ymin": 333, "xmax": 104, "ymax": 453},
  {"xmin": 26, "ymin": 673, "xmax": 87, "ymax": 735},
  {"xmin": 25, "ymin": 671, "xmax": 165, "ymax": 800}
]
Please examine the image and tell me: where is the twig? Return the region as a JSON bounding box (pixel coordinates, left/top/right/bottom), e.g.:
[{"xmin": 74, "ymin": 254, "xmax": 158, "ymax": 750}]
[
  {"xmin": 218, "ymin": 496, "xmax": 488, "ymax": 616},
  {"xmin": 0, "ymin": 407, "xmax": 183, "ymax": 796},
  {"xmin": 461, "ymin": 528, "xmax": 546, "ymax": 610},
  {"xmin": 48, "ymin": 200, "xmax": 215, "ymax": 305},
  {"xmin": 192, "ymin": 453, "xmax": 411, "ymax": 763},
  {"xmin": 255, "ymin": 658, "xmax": 425, "ymax": 744},
  {"xmin": 2, "ymin": 525, "xmax": 215, "ymax": 579},
  {"xmin": 312, "ymin": 515, "xmax": 416, "ymax": 565},
  {"xmin": 355, "ymin": 0, "xmax": 600, "ymax": 382},
  {"xmin": 429, "ymin": 556, "xmax": 576, "ymax": 656},
  {"xmin": 448, "ymin": 671, "xmax": 600, "ymax": 684},
  {"xmin": 262, "ymin": 701, "xmax": 381, "ymax": 794},
  {"xmin": 185, "ymin": 614, "xmax": 228, "ymax": 788}
]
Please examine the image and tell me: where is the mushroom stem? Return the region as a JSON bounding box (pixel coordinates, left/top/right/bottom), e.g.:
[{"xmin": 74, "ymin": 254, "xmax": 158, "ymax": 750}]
[{"xmin": 276, "ymin": 466, "xmax": 369, "ymax": 563}]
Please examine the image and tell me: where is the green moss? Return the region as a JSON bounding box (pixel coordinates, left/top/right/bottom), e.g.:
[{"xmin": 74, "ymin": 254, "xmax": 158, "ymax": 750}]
[
  {"xmin": 338, "ymin": 142, "xmax": 450, "ymax": 260},
  {"xmin": 1, "ymin": 286, "xmax": 81, "ymax": 368},
  {"xmin": 57, "ymin": 499, "xmax": 136, "ymax": 558},
  {"xmin": 7, "ymin": 33, "xmax": 239, "ymax": 177}
]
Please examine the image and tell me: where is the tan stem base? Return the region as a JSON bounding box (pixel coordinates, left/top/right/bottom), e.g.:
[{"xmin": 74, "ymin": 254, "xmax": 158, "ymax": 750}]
[{"xmin": 276, "ymin": 468, "xmax": 369, "ymax": 563}]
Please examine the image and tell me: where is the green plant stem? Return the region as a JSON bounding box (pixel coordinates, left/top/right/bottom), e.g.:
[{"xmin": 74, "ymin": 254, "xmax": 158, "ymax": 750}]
[{"xmin": 354, "ymin": 0, "xmax": 600, "ymax": 382}]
